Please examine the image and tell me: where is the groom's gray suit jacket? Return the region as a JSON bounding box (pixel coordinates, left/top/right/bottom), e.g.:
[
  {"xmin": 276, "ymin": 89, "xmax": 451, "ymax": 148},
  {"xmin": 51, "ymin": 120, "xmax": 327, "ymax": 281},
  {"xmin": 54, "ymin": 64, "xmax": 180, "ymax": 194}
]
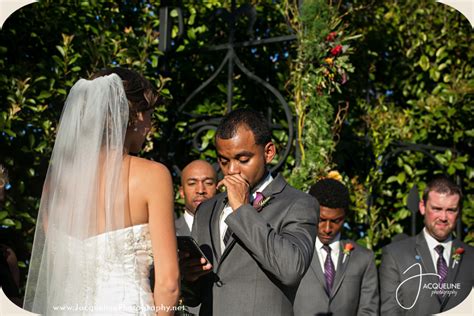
[
  {"xmin": 294, "ymin": 240, "xmax": 379, "ymax": 316},
  {"xmin": 379, "ymin": 232, "xmax": 474, "ymax": 315},
  {"xmin": 185, "ymin": 174, "xmax": 318, "ymax": 316}
]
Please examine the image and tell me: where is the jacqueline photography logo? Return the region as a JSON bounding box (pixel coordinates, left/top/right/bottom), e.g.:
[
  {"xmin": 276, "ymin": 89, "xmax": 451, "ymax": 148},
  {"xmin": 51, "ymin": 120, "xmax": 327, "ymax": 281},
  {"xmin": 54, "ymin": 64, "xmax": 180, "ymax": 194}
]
[{"xmin": 396, "ymin": 262, "xmax": 461, "ymax": 310}]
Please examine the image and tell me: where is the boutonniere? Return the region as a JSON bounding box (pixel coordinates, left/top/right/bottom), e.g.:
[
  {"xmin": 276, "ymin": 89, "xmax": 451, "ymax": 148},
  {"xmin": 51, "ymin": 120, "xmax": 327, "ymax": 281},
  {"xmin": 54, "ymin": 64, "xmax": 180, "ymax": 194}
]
[
  {"xmin": 342, "ymin": 243, "xmax": 354, "ymax": 263},
  {"xmin": 253, "ymin": 192, "xmax": 272, "ymax": 212},
  {"xmin": 451, "ymin": 247, "xmax": 464, "ymax": 268}
]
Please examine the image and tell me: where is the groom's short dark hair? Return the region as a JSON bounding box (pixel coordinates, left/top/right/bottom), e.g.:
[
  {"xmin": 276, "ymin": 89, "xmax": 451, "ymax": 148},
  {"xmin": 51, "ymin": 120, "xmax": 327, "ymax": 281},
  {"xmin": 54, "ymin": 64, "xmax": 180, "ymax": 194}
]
[{"xmin": 215, "ymin": 108, "xmax": 271, "ymax": 145}]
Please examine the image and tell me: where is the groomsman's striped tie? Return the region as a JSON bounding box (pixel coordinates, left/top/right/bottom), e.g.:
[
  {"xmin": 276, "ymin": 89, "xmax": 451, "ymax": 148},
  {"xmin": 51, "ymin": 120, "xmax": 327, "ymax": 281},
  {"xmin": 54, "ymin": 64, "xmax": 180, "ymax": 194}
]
[
  {"xmin": 435, "ymin": 245, "xmax": 448, "ymax": 284},
  {"xmin": 323, "ymin": 245, "xmax": 335, "ymax": 294}
]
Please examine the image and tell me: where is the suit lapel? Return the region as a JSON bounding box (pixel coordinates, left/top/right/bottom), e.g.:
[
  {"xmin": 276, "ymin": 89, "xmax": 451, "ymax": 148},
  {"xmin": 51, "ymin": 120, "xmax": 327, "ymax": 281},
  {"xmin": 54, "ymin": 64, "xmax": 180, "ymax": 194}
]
[
  {"xmin": 310, "ymin": 247, "xmax": 327, "ymax": 292},
  {"xmin": 210, "ymin": 194, "xmax": 227, "ymax": 263},
  {"xmin": 260, "ymin": 173, "xmax": 286, "ymax": 199},
  {"xmin": 445, "ymin": 239, "xmax": 462, "ymax": 283},
  {"xmin": 415, "ymin": 233, "xmax": 446, "ymax": 306},
  {"xmin": 440, "ymin": 239, "xmax": 462, "ymax": 309},
  {"xmin": 415, "ymin": 233, "xmax": 436, "ymax": 274},
  {"xmin": 175, "ymin": 216, "xmax": 191, "ymax": 236},
  {"xmin": 330, "ymin": 241, "xmax": 350, "ymax": 298}
]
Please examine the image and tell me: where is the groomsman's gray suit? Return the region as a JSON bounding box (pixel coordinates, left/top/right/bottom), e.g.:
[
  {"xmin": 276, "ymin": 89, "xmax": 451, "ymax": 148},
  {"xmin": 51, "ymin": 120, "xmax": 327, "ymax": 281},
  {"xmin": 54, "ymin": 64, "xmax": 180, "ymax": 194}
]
[
  {"xmin": 175, "ymin": 215, "xmax": 191, "ymax": 236},
  {"xmin": 186, "ymin": 174, "xmax": 318, "ymax": 316},
  {"xmin": 294, "ymin": 240, "xmax": 379, "ymax": 316},
  {"xmin": 379, "ymin": 232, "xmax": 474, "ymax": 315}
]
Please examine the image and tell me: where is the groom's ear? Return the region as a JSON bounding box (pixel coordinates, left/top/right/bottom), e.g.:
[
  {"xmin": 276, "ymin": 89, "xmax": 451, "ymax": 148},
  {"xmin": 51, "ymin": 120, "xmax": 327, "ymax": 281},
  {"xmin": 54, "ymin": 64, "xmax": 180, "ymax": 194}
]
[{"xmin": 263, "ymin": 141, "xmax": 276, "ymax": 164}]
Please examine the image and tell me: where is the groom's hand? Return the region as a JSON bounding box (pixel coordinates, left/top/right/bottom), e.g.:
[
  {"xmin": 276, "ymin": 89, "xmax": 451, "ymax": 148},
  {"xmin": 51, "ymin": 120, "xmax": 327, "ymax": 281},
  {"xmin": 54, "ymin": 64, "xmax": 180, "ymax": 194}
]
[
  {"xmin": 179, "ymin": 251, "xmax": 212, "ymax": 282},
  {"xmin": 217, "ymin": 174, "xmax": 250, "ymax": 211}
]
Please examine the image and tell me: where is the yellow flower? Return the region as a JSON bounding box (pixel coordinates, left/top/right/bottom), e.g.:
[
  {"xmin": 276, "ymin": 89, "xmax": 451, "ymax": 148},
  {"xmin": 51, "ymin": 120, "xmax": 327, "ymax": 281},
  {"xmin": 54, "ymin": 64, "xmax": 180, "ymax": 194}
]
[
  {"xmin": 327, "ymin": 170, "xmax": 342, "ymax": 181},
  {"xmin": 325, "ymin": 57, "xmax": 334, "ymax": 65}
]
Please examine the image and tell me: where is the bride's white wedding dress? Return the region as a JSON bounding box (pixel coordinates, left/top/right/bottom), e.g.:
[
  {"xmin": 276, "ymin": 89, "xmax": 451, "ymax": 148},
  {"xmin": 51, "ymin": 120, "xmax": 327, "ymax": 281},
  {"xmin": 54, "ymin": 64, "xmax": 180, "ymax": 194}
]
[
  {"xmin": 24, "ymin": 75, "xmax": 162, "ymax": 315},
  {"xmin": 69, "ymin": 224, "xmax": 155, "ymax": 315}
]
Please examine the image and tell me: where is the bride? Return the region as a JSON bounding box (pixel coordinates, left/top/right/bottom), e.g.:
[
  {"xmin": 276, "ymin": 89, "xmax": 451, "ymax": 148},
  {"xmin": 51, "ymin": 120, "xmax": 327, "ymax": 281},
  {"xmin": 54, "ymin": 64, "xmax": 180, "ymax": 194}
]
[{"xmin": 23, "ymin": 68, "xmax": 180, "ymax": 315}]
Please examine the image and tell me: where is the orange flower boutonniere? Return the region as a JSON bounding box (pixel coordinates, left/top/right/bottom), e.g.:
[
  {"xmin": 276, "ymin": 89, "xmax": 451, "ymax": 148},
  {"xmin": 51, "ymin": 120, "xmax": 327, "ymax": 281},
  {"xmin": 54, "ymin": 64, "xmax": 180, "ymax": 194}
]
[{"xmin": 342, "ymin": 243, "xmax": 354, "ymax": 263}]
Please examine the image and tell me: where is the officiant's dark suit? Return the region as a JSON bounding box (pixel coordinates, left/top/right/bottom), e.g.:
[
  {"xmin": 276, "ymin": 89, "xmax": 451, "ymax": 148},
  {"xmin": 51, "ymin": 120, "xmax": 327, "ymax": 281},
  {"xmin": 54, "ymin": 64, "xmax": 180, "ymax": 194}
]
[
  {"xmin": 182, "ymin": 109, "xmax": 318, "ymax": 316},
  {"xmin": 379, "ymin": 176, "xmax": 474, "ymax": 315},
  {"xmin": 294, "ymin": 179, "xmax": 379, "ymax": 316}
]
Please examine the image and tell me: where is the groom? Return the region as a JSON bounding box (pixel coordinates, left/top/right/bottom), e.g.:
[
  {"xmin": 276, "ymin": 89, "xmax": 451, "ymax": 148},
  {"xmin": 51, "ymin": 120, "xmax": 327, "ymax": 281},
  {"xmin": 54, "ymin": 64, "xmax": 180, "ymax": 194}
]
[{"xmin": 181, "ymin": 108, "xmax": 318, "ymax": 315}]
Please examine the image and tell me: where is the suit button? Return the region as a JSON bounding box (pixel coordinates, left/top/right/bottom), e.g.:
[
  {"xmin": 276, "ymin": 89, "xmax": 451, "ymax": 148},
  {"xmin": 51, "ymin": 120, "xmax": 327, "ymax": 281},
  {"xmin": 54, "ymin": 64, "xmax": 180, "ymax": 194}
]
[{"xmin": 216, "ymin": 281, "xmax": 223, "ymax": 287}]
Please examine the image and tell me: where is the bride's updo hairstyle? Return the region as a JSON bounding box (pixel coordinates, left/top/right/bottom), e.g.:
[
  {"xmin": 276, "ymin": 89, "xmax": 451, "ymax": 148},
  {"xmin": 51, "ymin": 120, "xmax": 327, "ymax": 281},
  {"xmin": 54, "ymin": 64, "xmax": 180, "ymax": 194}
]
[{"xmin": 91, "ymin": 68, "xmax": 159, "ymax": 127}]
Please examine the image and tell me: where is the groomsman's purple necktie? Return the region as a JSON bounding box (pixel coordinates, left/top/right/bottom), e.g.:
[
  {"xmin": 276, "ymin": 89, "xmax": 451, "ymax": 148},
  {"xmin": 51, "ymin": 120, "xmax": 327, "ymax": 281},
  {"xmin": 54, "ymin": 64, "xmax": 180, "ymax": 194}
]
[
  {"xmin": 323, "ymin": 245, "xmax": 335, "ymax": 293},
  {"xmin": 435, "ymin": 245, "xmax": 448, "ymax": 284}
]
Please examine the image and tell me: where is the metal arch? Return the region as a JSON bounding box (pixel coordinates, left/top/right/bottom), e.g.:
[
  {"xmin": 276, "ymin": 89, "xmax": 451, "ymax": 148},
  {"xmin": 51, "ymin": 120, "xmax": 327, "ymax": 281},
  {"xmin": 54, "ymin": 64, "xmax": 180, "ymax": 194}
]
[
  {"xmin": 167, "ymin": 1, "xmax": 296, "ymax": 174},
  {"xmin": 379, "ymin": 141, "xmax": 455, "ymax": 171},
  {"xmin": 367, "ymin": 141, "xmax": 463, "ymax": 238},
  {"xmin": 178, "ymin": 51, "xmax": 232, "ymax": 113},
  {"xmin": 233, "ymin": 54, "xmax": 294, "ymax": 172}
]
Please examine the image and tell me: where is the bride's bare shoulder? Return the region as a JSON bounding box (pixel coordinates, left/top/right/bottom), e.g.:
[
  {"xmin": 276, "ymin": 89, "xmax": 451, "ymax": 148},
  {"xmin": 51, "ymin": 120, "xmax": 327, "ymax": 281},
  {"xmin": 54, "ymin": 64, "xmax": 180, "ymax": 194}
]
[{"xmin": 128, "ymin": 156, "xmax": 171, "ymax": 181}]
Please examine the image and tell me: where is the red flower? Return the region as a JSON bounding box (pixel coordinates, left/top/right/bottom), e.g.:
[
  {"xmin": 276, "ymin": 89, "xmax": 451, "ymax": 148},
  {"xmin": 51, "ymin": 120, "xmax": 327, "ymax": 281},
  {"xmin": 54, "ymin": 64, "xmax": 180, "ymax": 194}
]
[
  {"xmin": 326, "ymin": 32, "xmax": 337, "ymax": 42},
  {"xmin": 452, "ymin": 247, "xmax": 464, "ymax": 266},
  {"xmin": 330, "ymin": 45, "xmax": 343, "ymax": 56},
  {"xmin": 342, "ymin": 243, "xmax": 354, "ymax": 262}
]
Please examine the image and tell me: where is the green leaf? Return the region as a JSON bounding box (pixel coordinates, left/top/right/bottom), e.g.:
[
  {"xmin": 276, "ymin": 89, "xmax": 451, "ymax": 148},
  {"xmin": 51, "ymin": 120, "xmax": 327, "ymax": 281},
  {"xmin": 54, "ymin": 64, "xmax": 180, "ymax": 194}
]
[
  {"xmin": 151, "ymin": 55, "xmax": 158, "ymax": 68},
  {"xmin": 419, "ymin": 55, "xmax": 430, "ymax": 71},
  {"xmin": 396, "ymin": 172, "xmax": 406, "ymax": 185},
  {"xmin": 403, "ymin": 164, "xmax": 413, "ymax": 177},
  {"xmin": 447, "ymin": 165, "xmax": 456, "ymax": 175},
  {"xmin": 1, "ymin": 219, "xmax": 15, "ymax": 226},
  {"xmin": 56, "ymin": 45, "xmax": 65, "ymax": 57},
  {"xmin": 436, "ymin": 47, "xmax": 446, "ymax": 58},
  {"xmin": 0, "ymin": 211, "xmax": 8, "ymax": 220},
  {"xmin": 38, "ymin": 90, "xmax": 52, "ymax": 99}
]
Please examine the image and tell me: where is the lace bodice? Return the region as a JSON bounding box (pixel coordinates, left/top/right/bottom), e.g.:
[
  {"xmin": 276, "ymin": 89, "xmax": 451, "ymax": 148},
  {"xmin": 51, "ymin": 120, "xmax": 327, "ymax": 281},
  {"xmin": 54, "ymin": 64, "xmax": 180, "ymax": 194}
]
[{"xmin": 51, "ymin": 224, "xmax": 155, "ymax": 315}]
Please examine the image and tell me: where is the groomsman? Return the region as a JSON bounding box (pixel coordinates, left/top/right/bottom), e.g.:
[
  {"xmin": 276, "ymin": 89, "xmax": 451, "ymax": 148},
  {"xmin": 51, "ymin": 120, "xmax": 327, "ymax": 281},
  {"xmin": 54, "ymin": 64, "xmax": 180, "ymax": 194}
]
[
  {"xmin": 181, "ymin": 108, "xmax": 318, "ymax": 315},
  {"xmin": 176, "ymin": 160, "xmax": 217, "ymax": 236},
  {"xmin": 294, "ymin": 178, "xmax": 379, "ymax": 316},
  {"xmin": 379, "ymin": 176, "xmax": 474, "ymax": 315}
]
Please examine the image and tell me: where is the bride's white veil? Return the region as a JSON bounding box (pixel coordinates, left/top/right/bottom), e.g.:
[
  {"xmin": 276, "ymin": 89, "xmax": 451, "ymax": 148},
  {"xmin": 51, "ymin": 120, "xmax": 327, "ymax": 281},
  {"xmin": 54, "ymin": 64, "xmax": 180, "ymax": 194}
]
[{"xmin": 24, "ymin": 73, "xmax": 130, "ymax": 313}]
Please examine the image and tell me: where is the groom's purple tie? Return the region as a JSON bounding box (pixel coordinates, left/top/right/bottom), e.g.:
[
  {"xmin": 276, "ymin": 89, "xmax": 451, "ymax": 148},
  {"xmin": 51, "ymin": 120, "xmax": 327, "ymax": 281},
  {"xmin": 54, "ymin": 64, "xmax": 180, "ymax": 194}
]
[
  {"xmin": 435, "ymin": 245, "xmax": 448, "ymax": 284},
  {"xmin": 323, "ymin": 245, "xmax": 335, "ymax": 293}
]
